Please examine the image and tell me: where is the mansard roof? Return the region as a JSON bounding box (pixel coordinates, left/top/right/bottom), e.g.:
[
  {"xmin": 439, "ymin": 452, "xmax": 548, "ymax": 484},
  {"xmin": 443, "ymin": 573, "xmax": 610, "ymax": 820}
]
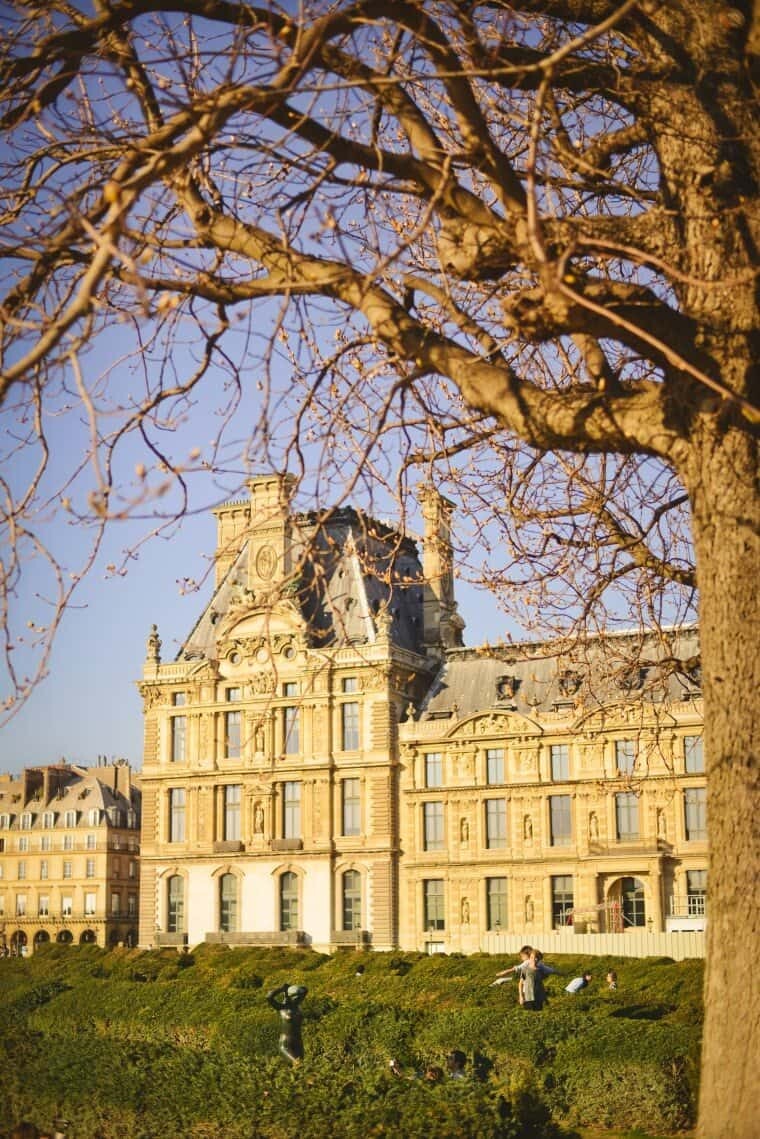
[
  {"xmin": 179, "ymin": 506, "xmax": 427, "ymax": 661},
  {"xmin": 418, "ymin": 625, "xmax": 701, "ymax": 723}
]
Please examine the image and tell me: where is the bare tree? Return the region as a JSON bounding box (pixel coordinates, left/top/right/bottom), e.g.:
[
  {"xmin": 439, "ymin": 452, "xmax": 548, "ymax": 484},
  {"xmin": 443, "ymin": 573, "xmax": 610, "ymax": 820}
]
[{"xmin": 0, "ymin": 2, "xmax": 757, "ymax": 1133}]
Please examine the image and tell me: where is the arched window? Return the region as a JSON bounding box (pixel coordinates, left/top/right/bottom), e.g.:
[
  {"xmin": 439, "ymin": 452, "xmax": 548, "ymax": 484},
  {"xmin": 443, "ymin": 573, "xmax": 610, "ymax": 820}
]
[
  {"xmin": 342, "ymin": 870, "xmax": 361, "ymax": 931},
  {"xmin": 220, "ymin": 873, "xmax": 238, "ymax": 933},
  {"xmin": 167, "ymin": 875, "xmax": 185, "ymax": 933},
  {"xmin": 280, "ymin": 871, "xmax": 298, "ymax": 932},
  {"xmin": 621, "ymin": 877, "xmax": 646, "ymax": 927}
]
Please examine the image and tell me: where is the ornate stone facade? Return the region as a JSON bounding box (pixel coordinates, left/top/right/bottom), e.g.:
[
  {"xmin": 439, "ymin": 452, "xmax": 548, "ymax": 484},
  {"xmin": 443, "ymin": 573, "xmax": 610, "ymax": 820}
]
[{"xmin": 138, "ymin": 477, "xmax": 705, "ymax": 953}]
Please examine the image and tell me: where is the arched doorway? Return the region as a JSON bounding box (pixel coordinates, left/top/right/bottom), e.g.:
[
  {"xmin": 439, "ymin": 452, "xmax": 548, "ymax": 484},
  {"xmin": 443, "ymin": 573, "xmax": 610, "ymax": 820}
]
[
  {"xmin": 33, "ymin": 930, "xmax": 50, "ymax": 948},
  {"xmin": 56, "ymin": 929, "xmax": 73, "ymax": 944},
  {"xmin": 80, "ymin": 929, "xmax": 97, "ymax": 945},
  {"xmin": 608, "ymin": 876, "xmax": 647, "ymax": 928},
  {"xmin": 10, "ymin": 930, "xmax": 28, "ymax": 956}
]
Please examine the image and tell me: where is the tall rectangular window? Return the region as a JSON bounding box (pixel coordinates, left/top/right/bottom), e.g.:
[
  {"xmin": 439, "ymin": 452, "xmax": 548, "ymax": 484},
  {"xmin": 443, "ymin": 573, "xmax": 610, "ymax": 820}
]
[
  {"xmin": 63, "ymin": 860, "xmax": 72, "ymax": 879},
  {"xmin": 687, "ymin": 869, "xmax": 707, "ymax": 914},
  {"xmin": 342, "ymin": 869, "xmax": 362, "ymax": 931},
  {"xmin": 615, "ymin": 792, "xmax": 639, "ymax": 841},
  {"xmin": 128, "ymin": 894, "xmax": 137, "ymax": 917},
  {"xmin": 171, "ymin": 716, "xmax": 187, "ymax": 763},
  {"xmin": 167, "ymin": 875, "xmax": 184, "ymax": 933},
  {"xmin": 38, "ymin": 894, "xmax": 50, "ymax": 916},
  {"xmin": 342, "ymin": 677, "xmax": 358, "ymax": 693},
  {"xmin": 16, "ymin": 894, "xmax": 26, "ymax": 916},
  {"xmin": 424, "ymin": 752, "xmax": 442, "ymax": 788},
  {"xmin": 225, "ymin": 710, "xmax": 241, "ymax": 758},
  {"xmin": 684, "ymin": 735, "xmax": 704, "ymax": 774},
  {"xmin": 169, "ymin": 788, "xmax": 186, "ymax": 843},
  {"xmin": 84, "ymin": 892, "xmax": 96, "ymax": 916},
  {"xmin": 615, "ymin": 739, "xmax": 637, "ymax": 774},
  {"xmin": 341, "ymin": 702, "xmax": 360, "ymax": 750},
  {"xmin": 486, "ymin": 877, "xmax": 507, "ymax": 930},
  {"xmin": 62, "ymin": 895, "xmax": 72, "ymax": 916},
  {"xmin": 283, "ymin": 781, "xmax": 301, "ymax": 839},
  {"xmin": 423, "ymin": 879, "xmax": 445, "ymax": 931},
  {"xmin": 63, "ymin": 834, "xmax": 73, "ymax": 851},
  {"xmin": 224, "ymin": 784, "xmax": 242, "ymax": 841},
  {"xmin": 486, "ymin": 749, "xmax": 504, "ymax": 785},
  {"xmin": 423, "ymin": 802, "xmax": 444, "ymax": 851},
  {"xmin": 172, "ymin": 692, "xmax": 187, "ymax": 706},
  {"xmin": 550, "ymin": 744, "xmax": 569, "ymax": 781},
  {"xmin": 86, "ymin": 858, "xmax": 95, "ymax": 878},
  {"xmin": 485, "ymin": 799, "xmax": 507, "ymax": 849},
  {"xmin": 280, "ymin": 871, "xmax": 298, "ymax": 931},
  {"xmin": 86, "ymin": 834, "xmax": 96, "ymax": 850},
  {"xmin": 17, "ymin": 861, "xmax": 26, "ymax": 880},
  {"xmin": 220, "ymin": 873, "xmax": 238, "ymax": 933},
  {"xmin": 551, "ymin": 875, "xmax": 574, "ymax": 927},
  {"xmin": 18, "ymin": 837, "xmax": 28, "ymax": 853},
  {"xmin": 684, "ymin": 787, "xmax": 707, "ymax": 841},
  {"xmin": 549, "ymin": 795, "xmax": 572, "ymax": 846},
  {"xmin": 41, "ymin": 835, "xmax": 50, "ymax": 852},
  {"xmin": 111, "ymin": 892, "xmax": 121, "ymax": 916},
  {"xmin": 40, "ymin": 860, "xmax": 48, "ymax": 880},
  {"xmin": 342, "ymin": 778, "xmax": 360, "ymax": 837},
  {"xmin": 283, "ymin": 678, "xmax": 298, "ymax": 751}
]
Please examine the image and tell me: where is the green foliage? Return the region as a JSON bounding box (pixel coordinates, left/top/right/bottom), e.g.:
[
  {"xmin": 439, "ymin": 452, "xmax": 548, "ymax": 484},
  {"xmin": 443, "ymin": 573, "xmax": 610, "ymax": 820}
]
[{"xmin": 0, "ymin": 946, "xmax": 701, "ymax": 1138}]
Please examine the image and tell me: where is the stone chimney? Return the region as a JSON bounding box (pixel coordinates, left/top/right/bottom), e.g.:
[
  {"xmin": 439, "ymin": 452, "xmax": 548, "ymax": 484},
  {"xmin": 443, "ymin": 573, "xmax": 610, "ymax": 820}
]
[
  {"xmin": 418, "ymin": 485, "xmax": 465, "ymax": 651},
  {"xmin": 246, "ymin": 474, "xmax": 297, "ymax": 593}
]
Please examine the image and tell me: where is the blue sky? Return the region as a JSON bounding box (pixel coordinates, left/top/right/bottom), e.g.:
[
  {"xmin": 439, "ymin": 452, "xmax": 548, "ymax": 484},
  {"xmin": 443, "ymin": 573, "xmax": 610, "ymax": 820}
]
[{"xmin": 0, "ymin": 492, "xmax": 506, "ymax": 776}]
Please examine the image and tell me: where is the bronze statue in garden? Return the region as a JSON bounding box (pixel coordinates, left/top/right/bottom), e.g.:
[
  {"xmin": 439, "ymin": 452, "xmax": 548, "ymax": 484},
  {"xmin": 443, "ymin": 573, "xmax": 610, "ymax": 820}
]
[{"xmin": 266, "ymin": 983, "xmax": 308, "ymax": 1064}]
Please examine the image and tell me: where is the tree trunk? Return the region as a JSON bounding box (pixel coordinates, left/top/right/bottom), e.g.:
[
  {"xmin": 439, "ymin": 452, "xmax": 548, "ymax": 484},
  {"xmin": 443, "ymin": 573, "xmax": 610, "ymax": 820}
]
[{"xmin": 687, "ymin": 428, "xmax": 760, "ymax": 1139}]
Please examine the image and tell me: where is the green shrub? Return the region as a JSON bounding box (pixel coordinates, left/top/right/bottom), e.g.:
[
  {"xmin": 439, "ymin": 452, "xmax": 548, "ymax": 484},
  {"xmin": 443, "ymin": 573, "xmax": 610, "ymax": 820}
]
[{"xmin": 0, "ymin": 947, "xmax": 701, "ymax": 1138}]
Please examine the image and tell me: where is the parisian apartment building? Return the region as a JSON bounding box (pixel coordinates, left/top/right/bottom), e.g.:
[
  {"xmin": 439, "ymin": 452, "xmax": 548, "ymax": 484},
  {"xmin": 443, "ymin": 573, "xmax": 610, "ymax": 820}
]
[
  {"xmin": 137, "ymin": 475, "xmax": 706, "ymax": 954},
  {"xmin": 0, "ymin": 760, "xmax": 141, "ymax": 955}
]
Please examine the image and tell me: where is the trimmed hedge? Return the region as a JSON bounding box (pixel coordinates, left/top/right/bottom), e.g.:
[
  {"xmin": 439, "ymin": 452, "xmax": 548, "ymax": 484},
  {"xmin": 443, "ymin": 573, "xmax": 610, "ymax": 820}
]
[{"xmin": 0, "ymin": 945, "xmax": 702, "ymax": 1138}]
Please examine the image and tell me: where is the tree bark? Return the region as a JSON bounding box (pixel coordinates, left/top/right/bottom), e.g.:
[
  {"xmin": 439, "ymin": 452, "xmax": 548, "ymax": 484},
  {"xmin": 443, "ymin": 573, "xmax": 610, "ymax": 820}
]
[{"xmin": 686, "ymin": 428, "xmax": 760, "ymax": 1139}]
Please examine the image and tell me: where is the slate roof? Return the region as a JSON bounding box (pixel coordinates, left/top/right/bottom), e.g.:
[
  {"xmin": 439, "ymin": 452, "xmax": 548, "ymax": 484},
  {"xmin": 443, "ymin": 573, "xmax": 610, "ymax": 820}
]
[
  {"xmin": 418, "ymin": 626, "xmax": 701, "ymax": 722},
  {"xmin": 179, "ymin": 507, "xmax": 427, "ymax": 660}
]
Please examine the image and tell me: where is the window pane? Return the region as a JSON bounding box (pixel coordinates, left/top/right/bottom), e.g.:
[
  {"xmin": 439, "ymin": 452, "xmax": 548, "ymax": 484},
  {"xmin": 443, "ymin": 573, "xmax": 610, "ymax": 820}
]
[
  {"xmin": 423, "ymin": 879, "xmax": 444, "ymax": 931},
  {"xmin": 684, "ymin": 736, "xmax": 704, "ymax": 774},
  {"xmin": 342, "ymin": 677, "xmax": 358, "ymax": 693},
  {"xmin": 283, "ymin": 706, "xmax": 300, "ymax": 754},
  {"xmin": 621, "ymin": 877, "xmax": 645, "ymax": 927},
  {"xmin": 225, "ymin": 710, "xmax": 241, "ymax": 758},
  {"xmin": 550, "ymin": 744, "xmax": 569, "ymax": 781},
  {"xmin": 551, "ymin": 875, "xmax": 574, "ymax": 928},
  {"xmin": 423, "ymin": 802, "xmax": 444, "ymax": 851},
  {"xmin": 224, "ymin": 784, "xmax": 241, "ymax": 841},
  {"xmin": 485, "ymin": 799, "xmax": 507, "ymax": 849},
  {"xmin": 486, "ymin": 749, "xmax": 504, "ymax": 785},
  {"xmin": 486, "ymin": 877, "xmax": 507, "ymax": 930},
  {"xmin": 615, "ymin": 792, "xmax": 639, "ymax": 840},
  {"xmin": 168, "ymin": 875, "xmax": 184, "ymax": 933},
  {"xmin": 684, "ymin": 787, "xmax": 707, "ymax": 840},
  {"xmin": 170, "ymin": 788, "xmax": 186, "ymax": 842},
  {"xmin": 280, "ymin": 871, "xmax": 298, "ymax": 931},
  {"xmin": 549, "ymin": 795, "xmax": 572, "ymax": 846},
  {"xmin": 341, "ymin": 702, "xmax": 360, "ymax": 750},
  {"xmin": 342, "ymin": 869, "xmax": 361, "ymax": 930},
  {"xmin": 424, "ymin": 753, "xmax": 442, "ymax": 788},
  {"xmin": 171, "ymin": 716, "xmax": 187, "ymax": 763},
  {"xmin": 687, "ymin": 870, "xmax": 707, "ymax": 915},
  {"xmin": 615, "ymin": 739, "xmax": 636, "ymax": 774},
  {"xmin": 342, "ymin": 778, "xmax": 360, "ymax": 836},
  {"xmin": 220, "ymin": 873, "xmax": 238, "ymax": 933},
  {"xmin": 283, "ymin": 782, "xmax": 301, "ymax": 839}
]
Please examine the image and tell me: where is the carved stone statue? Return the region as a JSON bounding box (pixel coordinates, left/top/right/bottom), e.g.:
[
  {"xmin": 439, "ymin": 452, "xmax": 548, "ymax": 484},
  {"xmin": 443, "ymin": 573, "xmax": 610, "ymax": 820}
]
[
  {"xmin": 460, "ymin": 817, "xmax": 469, "ymax": 844},
  {"xmin": 525, "ymin": 896, "xmax": 534, "ymax": 922},
  {"xmin": 523, "ymin": 814, "xmax": 533, "ymax": 841},
  {"xmin": 254, "ymin": 802, "xmax": 265, "ymax": 834},
  {"xmin": 145, "ymin": 624, "xmax": 161, "ymax": 663},
  {"xmin": 657, "ymin": 809, "xmax": 667, "ymax": 839},
  {"xmin": 267, "ymin": 983, "xmax": 308, "ymax": 1064},
  {"xmin": 589, "ymin": 811, "xmax": 599, "ymax": 840},
  {"xmin": 461, "ymin": 897, "xmax": 470, "ymax": 925}
]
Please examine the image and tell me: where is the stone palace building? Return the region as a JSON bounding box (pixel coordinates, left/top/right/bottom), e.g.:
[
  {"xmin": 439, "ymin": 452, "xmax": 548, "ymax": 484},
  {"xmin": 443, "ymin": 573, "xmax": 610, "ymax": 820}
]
[{"xmin": 137, "ymin": 476, "xmax": 706, "ymax": 953}]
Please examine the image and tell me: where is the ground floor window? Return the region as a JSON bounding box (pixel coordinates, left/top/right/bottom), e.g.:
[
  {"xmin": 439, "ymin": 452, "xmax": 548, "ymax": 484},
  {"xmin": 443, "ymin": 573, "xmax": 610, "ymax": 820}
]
[
  {"xmin": 551, "ymin": 875, "xmax": 574, "ymax": 927},
  {"xmin": 620, "ymin": 876, "xmax": 646, "ymax": 927},
  {"xmin": 423, "ymin": 879, "xmax": 445, "ymax": 931},
  {"xmin": 486, "ymin": 877, "xmax": 507, "ymax": 930}
]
